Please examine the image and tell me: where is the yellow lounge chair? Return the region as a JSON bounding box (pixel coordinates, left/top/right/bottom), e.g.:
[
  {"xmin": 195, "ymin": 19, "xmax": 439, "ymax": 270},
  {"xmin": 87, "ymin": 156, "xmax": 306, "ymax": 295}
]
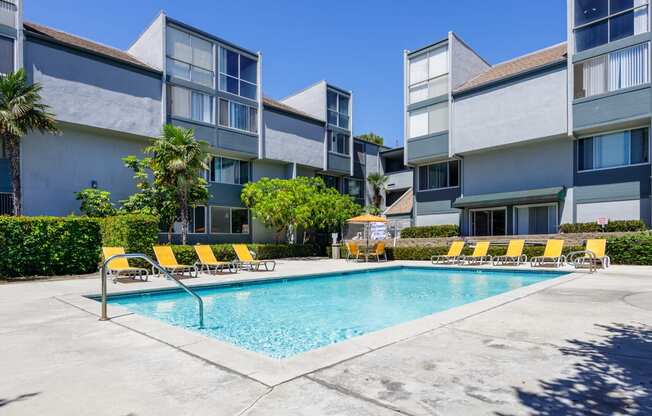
[
  {"xmin": 569, "ymin": 239, "xmax": 610, "ymax": 270},
  {"xmin": 459, "ymin": 241, "xmax": 492, "ymax": 265},
  {"xmin": 233, "ymin": 244, "xmax": 276, "ymax": 271},
  {"xmin": 493, "ymin": 240, "xmax": 527, "ymax": 266},
  {"xmin": 431, "ymin": 241, "xmax": 465, "ymax": 264},
  {"xmin": 153, "ymin": 246, "xmax": 197, "ymax": 277},
  {"xmin": 370, "ymin": 242, "xmax": 388, "ymax": 262},
  {"xmin": 194, "ymin": 245, "xmax": 236, "ymax": 274},
  {"xmin": 531, "ymin": 240, "xmax": 565, "ymax": 268},
  {"xmin": 346, "ymin": 241, "xmax": 362, "ymax": 261},
  {"xmin": 102, "ymin": 247, "xmax": 149, "ymax": 282}
]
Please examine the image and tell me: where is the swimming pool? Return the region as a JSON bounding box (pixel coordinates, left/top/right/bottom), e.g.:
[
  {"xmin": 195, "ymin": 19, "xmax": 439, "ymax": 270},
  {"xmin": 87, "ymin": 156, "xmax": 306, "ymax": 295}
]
[{"xmin": 106, "ymin": 266, "xmax": 566, "ymax": 358}]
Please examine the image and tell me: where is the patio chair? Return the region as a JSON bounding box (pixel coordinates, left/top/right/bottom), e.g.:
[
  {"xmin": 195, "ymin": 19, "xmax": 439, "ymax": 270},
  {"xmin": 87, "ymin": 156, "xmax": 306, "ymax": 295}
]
[
  {"xmin": 153, "ymin": 246, "xmax": 197, "ymax": 278},
  {"xmin": 233, "ymin": 244, "xmax": 276, "ymax": 271},
  {"xmin": 370, "ymin": 242, "xmax": 388, "ymax": 262},
  {"xmin": 458, "ymin": 241, "xmax": 492, "ymax": 265},
  {"xmin": 493, "ymin": 240, "xmax": 527, "ymax": 266},
  {"xmin": 346, "ymin": 241, "xmax": 362, "ymax": 262},
  {"xmin": 102, "ymin": 247, "xmax": 149, "ymax": 282},
  {"xmin": 431, "ymin": 241, "xmax": 465, "ymax": 264},
  {"xmin": 194, "ymin": 245, "xmax": 236, "ymax": 274},
  {"xmin": 530, "ymin": 240, "xmax": 566, "ymax": 268},
  {"xmin": 568, "ymin": 239, "xmax": 610, "ymax": 270}
]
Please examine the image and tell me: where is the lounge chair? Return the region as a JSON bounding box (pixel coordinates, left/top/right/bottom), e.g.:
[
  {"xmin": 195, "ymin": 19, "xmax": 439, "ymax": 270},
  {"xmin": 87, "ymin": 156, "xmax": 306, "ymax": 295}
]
[
  {"xmin": 531, "ymin": 240, "xmax": 566, "ymax": 268},
  {"xmin": 569, "ymin": 239, "xmax": 610, "ymax": 270},
  {"xmin": 194, "ymin": 245, "xmax": 236, "ymax": 274},
  {"xmin": 458, "ymin": 241, "xmax": 492, "ymax": 265},
  {"xmin": 346, "ymin": 241, "xmax": 362, "ymax": 261},
  {"xmin": 370, "ymin": 242, "xmax": 388, "ymax": 262},
  {"xmin": 493, "ymin": 240, "xmax": 527, "ymax": 266},
  {"xmin": 431, "ymin": 241, "xmax": 465, "ymax": 264},
  {"xmin": 233, "ymin": 244, "xmax": 276, "ymax": 271},
  {"xmin": 102, "ymin": 247, "xmax": 149, "ymax": 282},
  {"xmin": 153, "ymin": 246, "xmax": 197, "ymax": 278}
]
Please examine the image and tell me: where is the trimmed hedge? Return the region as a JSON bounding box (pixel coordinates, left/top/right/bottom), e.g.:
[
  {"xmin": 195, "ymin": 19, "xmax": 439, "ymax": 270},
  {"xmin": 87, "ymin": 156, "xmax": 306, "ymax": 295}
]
[
  {"xmin": 170, "ymin": 243, "xmax": 323, "ymax": 265},
  {"xmin": 606, "ymin": 233, "xmax": 652, "ymax": 265},
  {"xmin": 560, "ymin": 220, "xmax": 648, "ymax": 233},
  {"xmin": 400, "ymin": 225, "xmax": 460, "ymax": 238},
  {"xmin": 0, "ymin": 216, "xmax": 102, "ymax": 277},
  {"xmin": 100, "ymin": 214, "xmax": 160, "ymax": 257}
]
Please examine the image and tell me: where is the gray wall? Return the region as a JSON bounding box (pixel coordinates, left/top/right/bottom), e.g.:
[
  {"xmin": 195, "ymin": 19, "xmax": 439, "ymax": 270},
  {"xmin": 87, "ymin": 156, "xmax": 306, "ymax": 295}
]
[
  {"xmin": 452, "ymin": 66, "xmax": 568, "ymax": 154},
  {"xmin": 24, "ymin": 39, "xmax": 163, "ymax": 138},
  {"xmin": 127, "ymin": 12, "xmax": 164, "ymax": 71},
  {"xmin": 573, "ymin": 87, "xmax": 651, "ymax": 132},
  {"xmin": 281, "ymin": 81, "xmax": 326, "ymax": 122},
  {"xmin": 263, "ymin": 109, "xmax": 324, "ymax": 169},
  {"xmin": 450, "ymin": 33, "xmax": 490, "ymax": 90},
  {"xmin": 407, "ymin": 132, "xmax": 449, "ymax": 163},
  {"xmin": 22, "ymin": 124, "xmax": 146, "ymax": 215}
]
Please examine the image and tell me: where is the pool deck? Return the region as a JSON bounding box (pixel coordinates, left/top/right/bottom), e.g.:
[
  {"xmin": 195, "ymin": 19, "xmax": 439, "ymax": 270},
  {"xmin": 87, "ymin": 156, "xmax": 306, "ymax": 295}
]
[{"xmin": 1, "ymin": 259, "xmax": 651, "ymax": 415}]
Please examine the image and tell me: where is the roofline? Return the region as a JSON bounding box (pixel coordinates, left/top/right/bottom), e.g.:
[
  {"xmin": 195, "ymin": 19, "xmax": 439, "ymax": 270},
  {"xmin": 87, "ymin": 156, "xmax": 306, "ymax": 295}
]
[
  {"xmin": 23, "ymin": 23, "xmax": 162, "ymax": 74},
  {"xmin": 165, "ymin": 17, "xmax": 259, "ymax": 58},
  {"xmin": 280, "ymin": 80, "xmax": 326, "ymax": 102},
  {"xmin": 262, "ymin": 99, "xmax": 325, "ymax": 125},
  {"xmin": 449, "ymin": 31, "xmax": 491, "ymax": 67},
  {"xmin": 382, "ymin": 188, "xmax": 413, "ymax": 216},
  {"xmin": 127, "ymin": 10, "xmax": 165, "ymax": 51},
  {"xmin": 407, "ymin": 36, "xmax": 448, "ymax": 57},
  {"xmin": 379, "ymin": 146, "xmax": 404, "ymax": 155}
]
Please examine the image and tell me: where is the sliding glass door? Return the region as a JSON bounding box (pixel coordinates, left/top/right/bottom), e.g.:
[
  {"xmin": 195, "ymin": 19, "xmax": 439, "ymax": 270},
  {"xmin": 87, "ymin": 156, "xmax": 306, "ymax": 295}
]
[{"xmin": 470, "ymin": 208, "xmax": 507, "ymax": 236}]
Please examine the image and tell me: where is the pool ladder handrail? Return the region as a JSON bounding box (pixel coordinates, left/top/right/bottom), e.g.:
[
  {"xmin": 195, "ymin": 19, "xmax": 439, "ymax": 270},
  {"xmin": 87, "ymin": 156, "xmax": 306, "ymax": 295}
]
[{"xmin": 100, "ymin": 253, "xmax": 204, "ymax": 327}]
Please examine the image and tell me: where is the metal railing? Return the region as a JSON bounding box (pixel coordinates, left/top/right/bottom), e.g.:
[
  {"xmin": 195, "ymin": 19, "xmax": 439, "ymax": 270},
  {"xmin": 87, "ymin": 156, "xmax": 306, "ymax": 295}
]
[
  {"xmin": 0, "ymin": 0, "xmax": 17, "ymax": 11},
  {"xmin": 567, "ymin": 250, "xmax": 598, "ymax": 274},
  {"xmin": 0, "ymin": 192, "xmax": 13, "ymax": 215},
  {"xmin": 100, "ymin": 253, "xmax": 204, "ymax": 327}
]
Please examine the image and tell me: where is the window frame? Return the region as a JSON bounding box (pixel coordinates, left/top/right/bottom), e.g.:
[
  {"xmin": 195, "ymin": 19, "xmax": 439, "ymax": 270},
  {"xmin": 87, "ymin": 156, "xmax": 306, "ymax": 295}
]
[
  {"xmin": 417, "ymin": 160, "xmax": 460, "ymax": 192},
  {"xmin": 408, "ymin": 101, "xmax": 449, "ymax": 140},
  {"xmin": 512, "ymin": 203, "xmax": 559, "ymax": 236},
  {"xmin": 573, "ymin": 0, "xmax": 649, "ymax": 51},
  {"xmin": 576, "ymin": 126, "xmax": 650, "ymax": 172},
  {"xmin": 166, "ymin": 26, "xmax": 215, "ymax": 88},
  {"xmin": 218, "ymin": 98, "xmax": 258, "ymax": 134},
  {"xmin": 408, "ymin": 46, "xmax": 450, "ymax": 104},
  {"xmin": 344, "ymin": 177, "xmax": 365, "ymax": 201},
  {"xmin": 469, "ymin": 207, "xmax": 508, "ymax": 237},
  {"xmin": 187, "ymin": 205, "xmax": 208, "ymax": 234},
  {"xmin": 328, "ymin": 131, "xmax": 350, "ymax": 156},
  {"xmin": 209, "ymin": 156, "xmax": 250, "ymax": 185},
  {"xmin": 0, "ymin": 35, "xmax": 14, "ymax": 76},
  {"xmin": 209, "ymin": 205, "xmax": 251, "ymax": 235},
  {"xmin": 327, "ymin": 89, "xmax": 351, "ymax": 130},
  {"xmin": 218, "ymin": 46, "xmax": 258, "ymax": 100},
  {"xmin": 168, "ymin": 85, "xmax": 215, "ymax": 125}
]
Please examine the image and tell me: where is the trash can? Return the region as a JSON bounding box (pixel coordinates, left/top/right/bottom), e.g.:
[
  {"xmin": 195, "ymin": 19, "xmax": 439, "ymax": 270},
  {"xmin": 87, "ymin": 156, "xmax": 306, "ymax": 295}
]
[{"xmin": 331, "ymin": 244, "xmax": 341, "ymax": 260}]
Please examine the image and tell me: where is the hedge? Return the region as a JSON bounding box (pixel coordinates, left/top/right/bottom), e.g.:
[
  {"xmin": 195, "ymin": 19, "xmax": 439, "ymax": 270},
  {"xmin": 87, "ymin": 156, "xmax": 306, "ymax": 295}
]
[
  {"xmin": 170, "ymin": 243, "xmax": 324, "ymax": 265},
  {"xmin": 0, "ymin": 216, "xmax": 102, "ymax": 277},
  {"xmin": 560, "ymin": 220, "xmax": 648, "ymax": 233},
  {"xmin": 100, "ymin": 214, "xmax": 160, "ymax": 258},
  {"xmin": 400, "ymin": 224, "xmax": 460, "ymax": 238},
  {"xmin": 606, "ymin": 233, "xmax": 652, "ymax": 265}
]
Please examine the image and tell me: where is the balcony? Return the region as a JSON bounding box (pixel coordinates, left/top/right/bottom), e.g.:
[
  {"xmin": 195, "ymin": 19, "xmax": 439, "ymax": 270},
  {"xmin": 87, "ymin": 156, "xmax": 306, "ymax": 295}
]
[{"xmin": 0, "ymin": 0, "xmax": 16, "ymax": 28}]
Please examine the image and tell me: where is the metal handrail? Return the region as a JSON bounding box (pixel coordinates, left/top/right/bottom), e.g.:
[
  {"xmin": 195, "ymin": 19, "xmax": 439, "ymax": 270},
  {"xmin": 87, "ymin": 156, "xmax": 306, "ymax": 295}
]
[
  {"xmin": 100, "ymin": 253, "xmax": 204, "ymax": 327},
  {"xmin": 567, "ymin": 250, "xmax": 598, "ymax": 274}
]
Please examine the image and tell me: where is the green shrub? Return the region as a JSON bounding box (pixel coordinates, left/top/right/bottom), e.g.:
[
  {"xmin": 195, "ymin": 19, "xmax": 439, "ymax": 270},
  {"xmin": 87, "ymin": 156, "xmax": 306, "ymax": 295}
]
[
  {"xmin": 0, "ymin": 216, "xmax": 102, "ymax": 277},
  {"xmin": 560, "ymin": 220, "xmax": 648, "ymax": 233},
  {"xmin": 100, "ymin": 214, "xmax": 160, "ymax": 257},
  {"xmin": 606, "ymin": 233, "xmax": 652, "ymax": 265},
  {"xmin": 170, "ymin": 243, "xmax": 323, "ymax": 265},
  {"xmin": 400, "ymin": 225, "xmax": 460, "ymax": 238}
]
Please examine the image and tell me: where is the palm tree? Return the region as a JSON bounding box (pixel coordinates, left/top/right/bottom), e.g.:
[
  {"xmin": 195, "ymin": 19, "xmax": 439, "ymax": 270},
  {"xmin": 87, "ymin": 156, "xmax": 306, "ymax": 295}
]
[
  {"xmin": 146, "ymin": 124, "xmax": 209, "ymax": 245},
  {"xmin": 0, "ymin": 69, "xmax": 58, "ymax": 215},
  {"xmin": 366, "ymin": 172, "xmax": 389, "ymax": 210}
]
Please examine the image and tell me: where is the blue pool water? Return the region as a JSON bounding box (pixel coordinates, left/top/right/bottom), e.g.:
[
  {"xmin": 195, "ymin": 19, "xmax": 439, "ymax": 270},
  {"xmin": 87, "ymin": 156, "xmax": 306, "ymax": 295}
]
[{"xmin": 106, "ymin": 266, "xmax": 565, "ymax": 358}]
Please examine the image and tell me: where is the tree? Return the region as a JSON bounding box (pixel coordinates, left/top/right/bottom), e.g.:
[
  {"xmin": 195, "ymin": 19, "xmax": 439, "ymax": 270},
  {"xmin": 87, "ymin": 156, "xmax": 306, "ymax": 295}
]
[
  {"xmin": 0, "ymin": 69, "xmax": 59, "ymax": 215},
  {"xmin": 126, "ymin": 125, "xmax": 209, "ymax": 245},
  {"xmin": 356, "ymin": 132, "xmax": 384, "ymax": 146},
  {"xmin": 367, "ymin": 172, "xmax": 389, "ymax": 209},
  {"xmin": 75, "ymin": 188, "xmax": 116, "ymax": 217}
]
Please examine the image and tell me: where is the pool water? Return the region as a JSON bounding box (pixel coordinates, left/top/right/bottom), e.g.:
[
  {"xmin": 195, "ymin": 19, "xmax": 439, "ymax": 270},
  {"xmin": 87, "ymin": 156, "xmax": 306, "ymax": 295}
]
[{"xmin": 106, "ymin": 266, "xmax": 566, "ymax": 358}]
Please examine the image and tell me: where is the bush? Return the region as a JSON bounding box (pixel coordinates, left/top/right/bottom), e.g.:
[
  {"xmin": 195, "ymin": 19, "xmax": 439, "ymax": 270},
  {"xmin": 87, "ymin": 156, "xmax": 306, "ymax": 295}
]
[
  {"xmin": 560, "ymin": 220, "xmax": 648, "ymax": 234},
  {"xmin": 399, "ymin": 225, "xmax": 460, "ymax": 238},
  {"xmin": 171, "ymin": 243, "xmax": 324, "ymax": 265},
  {"xmin": 0, "ymin": 216, "xmax": 102, "ymax": 277},
  {"xmin": 100, "ymin": 214, "xmax": 160, "ymax": 257},
  {"xmin": 606, "ymin": 233, "xmax": 652, "ymax": 265}
]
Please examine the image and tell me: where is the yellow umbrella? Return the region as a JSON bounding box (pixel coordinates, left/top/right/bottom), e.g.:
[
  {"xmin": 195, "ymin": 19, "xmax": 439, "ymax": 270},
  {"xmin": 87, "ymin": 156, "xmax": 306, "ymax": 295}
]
[{"xmin": 346, "ymin": 215, "xmax": 387, "ymax": 261}]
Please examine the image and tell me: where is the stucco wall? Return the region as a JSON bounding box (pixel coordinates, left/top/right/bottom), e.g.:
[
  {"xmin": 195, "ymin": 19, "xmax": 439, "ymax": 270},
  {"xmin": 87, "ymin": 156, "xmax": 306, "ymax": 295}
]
[
  {"xmin": 450, "ymin": 34, "xmax": 490, "ymax": 90},
  {"xmin": 127, "ymin": 13, "xmax": 164, "ymax": 71},
  {"xmin": 452, "ymin": 66, "xmax": 568, "ymax": 154},
  {"xmin": 262, "ymin": 109, "xmax": 324, "ymax": 169},
  {"xmin": 281, "ymin": 82, "xmax": 326, "ymax": 122},
  {"xmin": 24, "ymin": 39, "xmax": 163, "ymax": 138},
  {"xmin": 21, "ymin": 124, "xmax": 146, "ymax": 216}
]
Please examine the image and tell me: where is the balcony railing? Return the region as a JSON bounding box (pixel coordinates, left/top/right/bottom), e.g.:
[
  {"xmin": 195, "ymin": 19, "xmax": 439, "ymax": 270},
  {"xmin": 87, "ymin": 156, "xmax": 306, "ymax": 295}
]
[
  {"xmin": 0, "ymin": 192, "xmax": 13, "ymax": 215},
  {"xmin": 0, "ymin": 0, "xmax": 16, "ymax": 28}
]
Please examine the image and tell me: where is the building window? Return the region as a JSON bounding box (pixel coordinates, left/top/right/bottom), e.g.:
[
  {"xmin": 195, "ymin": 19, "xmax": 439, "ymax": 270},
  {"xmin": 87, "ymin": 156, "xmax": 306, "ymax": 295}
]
[
  {"xmin": 574, "ymin": 0, "xmax": 648, "ymax": 52},
  {"xmin": 327, "ymin": 90, "xmax": 350, "ymax": 129},
  {"xmin": 168, "ymin": 85, "xmax": 214, "ymax": 124},
  {"xmin": 166, "ymin": 26, "xmax": 214, "ymax": 88},
  {"xmin": 219, "ymin": 47, "xmax": 257, "ymax": 100},
  {"xmin": 418, "ymin": 160, "xmax": 459, "ymax": 191},
  {"xmin": 209, "ymin": 156, "xmax": 249, "ymax": 185},
  {"xmin": 470, "ymin": 208, "xmax": 507, "ymax": 236},
  {"xmin": 188, "ymin": 206, "xmax": 207, "ymax": 233},
  {"xmin": 409, "ymin": 102, "xmax": 448, "ymax": 139},
  {"xmin": 317, "ymin": 174, "xmax": 340, "ymax": 190},
  {"xmin": 408, "ymin": 45, "xmax": 448, "ymax": 104},
  {"xmin": 343, "ymin": 178, "xmax": 364, "ymax": 202},
  {"xmin": 218, "ymin": 99, "xmax": 258, "ymax": 133},
  {"xmin": 578, "ymin": 127, "xmax": 649, "ymax": 171},
  {"xmin": 328, "ymin": 131, "xmax": 350, "ymax": 155},
  {"xmin": 0, "ymin": 36, "xmax": 13, "ymax": 75},
  {"xmin": 573, "ymin": 42, "xmax": 649, "ymax": 99},
  {"xmin": 210, "ymin": 206, "xmax": 250, "ymax": 234},
  {"xmin": 514, "ymin": 204, "xmax": 558, "ymax": 235},
  {"xmin": 354, "ymin": 141, "xmax": 365, "ymax": 165},
  {"xmin": 0, "ymin": 136, "xmax": 6, "ymax": 159}
]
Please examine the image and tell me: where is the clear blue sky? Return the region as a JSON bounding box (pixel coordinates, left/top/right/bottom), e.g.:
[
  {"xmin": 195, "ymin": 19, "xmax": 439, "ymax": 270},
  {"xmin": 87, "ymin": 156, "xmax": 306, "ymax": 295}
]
[{"xmin": 25, "ymin": 0, "xmax": 567, "ymax": 148}]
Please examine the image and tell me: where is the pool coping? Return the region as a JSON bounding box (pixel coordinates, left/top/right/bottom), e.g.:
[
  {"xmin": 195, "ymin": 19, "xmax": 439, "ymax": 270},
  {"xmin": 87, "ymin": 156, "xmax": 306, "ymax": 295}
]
[{"xmin": 57, "ymin": 262, "xmax": 584, "ymax": 386}]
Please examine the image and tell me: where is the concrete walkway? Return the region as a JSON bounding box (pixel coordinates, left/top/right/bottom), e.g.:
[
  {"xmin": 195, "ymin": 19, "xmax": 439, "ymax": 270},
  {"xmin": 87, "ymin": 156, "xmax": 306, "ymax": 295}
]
[{"xmin": 1, "ymin": 260, "xmax": 651, "ymax": 415}]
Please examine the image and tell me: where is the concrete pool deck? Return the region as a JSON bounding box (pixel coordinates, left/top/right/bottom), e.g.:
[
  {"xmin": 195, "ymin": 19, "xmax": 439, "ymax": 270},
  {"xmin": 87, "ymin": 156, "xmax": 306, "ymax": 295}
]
[{"xmin": 1, "ymin": 259, "xmax": 651, "ymax": 415}]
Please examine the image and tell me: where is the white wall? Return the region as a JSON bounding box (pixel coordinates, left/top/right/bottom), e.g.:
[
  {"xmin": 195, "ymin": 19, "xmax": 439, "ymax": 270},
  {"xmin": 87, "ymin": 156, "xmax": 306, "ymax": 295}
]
[
  {"xmin": 576, "ymin": 199, "xmax": 647, "ymax": 222},
  {"xmin": 416, "ymin": 212, "xmax": 460, "ymax": 226},
  {"xmin": 281, "ymin": 82, "xmax": 326, "ymax": 122}
]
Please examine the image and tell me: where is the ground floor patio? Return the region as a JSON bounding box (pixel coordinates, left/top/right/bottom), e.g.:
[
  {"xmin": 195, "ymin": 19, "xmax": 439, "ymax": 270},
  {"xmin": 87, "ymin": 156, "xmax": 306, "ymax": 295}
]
[{"xmin": 1, "ymin": 260, "xmax": 651, "ymax": 415}]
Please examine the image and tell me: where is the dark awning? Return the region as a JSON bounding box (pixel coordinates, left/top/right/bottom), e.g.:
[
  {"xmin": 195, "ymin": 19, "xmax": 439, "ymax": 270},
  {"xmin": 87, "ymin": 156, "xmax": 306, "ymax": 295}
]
[{"xmin": 453, "ymin": 186, "xmax": 566, "ymax": 209}]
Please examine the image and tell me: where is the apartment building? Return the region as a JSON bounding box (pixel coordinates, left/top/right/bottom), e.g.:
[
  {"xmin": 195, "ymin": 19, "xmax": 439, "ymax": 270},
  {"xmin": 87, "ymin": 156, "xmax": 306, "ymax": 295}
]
[
  {"xmin": 406, "ymin": 0, "xmax": 651, "ymax": 236},
  {"xmin": 0, "ymin": 4, "xmax": 409, "ymax": 242}
]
